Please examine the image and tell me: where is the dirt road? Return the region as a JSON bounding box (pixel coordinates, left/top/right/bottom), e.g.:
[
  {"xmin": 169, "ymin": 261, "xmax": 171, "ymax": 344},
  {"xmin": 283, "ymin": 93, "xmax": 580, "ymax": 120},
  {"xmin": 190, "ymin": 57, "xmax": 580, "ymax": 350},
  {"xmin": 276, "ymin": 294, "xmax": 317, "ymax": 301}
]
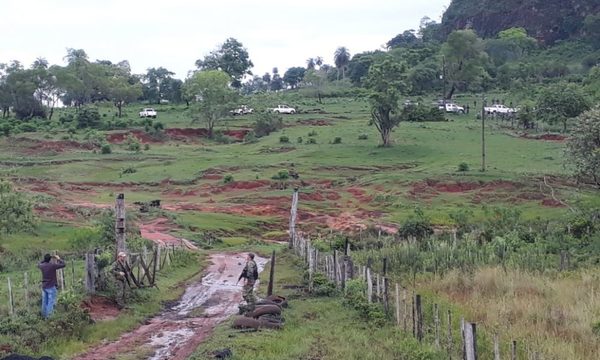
[{"xmin": 74, "ymin": 253, "xmax": 267, "ymax": 360}]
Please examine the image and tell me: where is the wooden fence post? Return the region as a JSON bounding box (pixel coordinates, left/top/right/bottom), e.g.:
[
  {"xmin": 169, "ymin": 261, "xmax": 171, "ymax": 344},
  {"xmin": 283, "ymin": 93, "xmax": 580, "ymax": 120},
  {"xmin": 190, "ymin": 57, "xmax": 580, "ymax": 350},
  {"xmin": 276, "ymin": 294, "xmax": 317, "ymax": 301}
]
[
  {"xmin": 308, "ymin": 243, "xmax": 314, "ymax": 292},
  {"xmin": 434, "ymin": 303, "xmax": 440, "ymax": 349},
  {"xmin": 383, "ymin": 277, "xmax": 389, "ymax": 315},
  {"xmin": 415, "ymin": 294, "xmax": 423, "ymax": 342},
  {"xmin": 493, "ymin": 334, "xmax": 500, "ymax": 360},
  {"xmin": 395, "ymin": 283, "xmax": 401, "ymax": 326},
  {"xmin": 464, "ymin": 322, "xmax": 477, "ymax": 360},
  {"xmin": 156, "ymin": 246, "xmax": 162, "ymax": 271},
  {"xmin": 511, "ymin": 340, "xmax": 517, "ymax": 360},
  {"xmin": 85, "ymin": 253, "xmax": 96, "ymax": 294},
  {"xmin": 333, "ymin": 251, "xmax": 338, "ymax": 287},
  {"xmin": 8, "ymin": 277, "xmax": 14, "ymax": 315},
  {"xmin": 403, "ymin": 289, "xmax": 408, "ymax": 332},
  {"xmin": 289, "ymin": 189, "xmax": 298, "ymax": 249},
  {"xmin": 24, "ymin": 272, "xmax": 30, "ymax": 305},
  {"xmin": 376, "ymin": 274, "xmax": 381, "ymax": 301},
  {"xmin": 366, "ymin": 267, "xmax": 373, "ymax": 303},
  {"xmin": 267, "ymin": 250, "xmax": 276, "ymax": 296},
  {"xmin": 115, "ymin": 193, "xmax": 126, "ymax": 259},
  {"xmin": 447, "ymin": 310, "xmax": 453, "ymax": 359}
]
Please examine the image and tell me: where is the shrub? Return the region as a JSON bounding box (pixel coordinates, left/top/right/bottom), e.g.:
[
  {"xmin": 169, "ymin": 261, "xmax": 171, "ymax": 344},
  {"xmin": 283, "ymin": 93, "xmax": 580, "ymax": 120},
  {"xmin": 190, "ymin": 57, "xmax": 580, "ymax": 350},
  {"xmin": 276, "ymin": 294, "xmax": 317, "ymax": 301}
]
[
  {"xmin": 332, "ymin": 136, "xmax": 342, "ymax": 144},
  {"xmin": 77, "ymin": 107, "xmax": 102, "ymax": 129},
  {"xmin": 358, "ymin": 133, "xmax": 368, "ymax": 140},
  {"xmin": 101, "ymin": 143, "xmax": 112, "ymax": 154},
  {"xmin": 18, "ymin": 122, "xmax": 38, "ymax": 133},
  {"xmin": 402, "ymin": 105, "xmax": 445, "ymax": 122},
  {"xmin": 307, "ymin": 138, "xmax": 317, "ymax": 144},
  {"xmin": 121, "ymin": 166, "xmax": 137, "ymax": 175},
  {"xmin": 213, "ymin": 130, "xmax": 234, "ymax": 144},
  {"xmin": 144, "ymin": 143, "xmax": 150, "ymax": 151},
  {"xmin": 253, "ymin": 112, "xmax": 283, "ymax": 137},
  {"xmin": 297, "ymin": 136, "xmax": 303, "ymax": 143},
  {"xmin": 308, "ymin": 130, "xmax": 318, "ymax": 137},
  {"xmin": 458, "ymin": 162, "xmax": 470, "ymax": 172},
  {"xmin": 126, "ymin": 135, "xmax": 141, "ymax": 152},
  {"xmin": 223, "ymin": 174, "xmax": 234, "ymax": 184},
  {"xmin": 271, "ymin": 169, "xmax": 289, "ymax": 180},
  {"xmin": 243, "ymin": 131, "xmax": 258, "ymax": 143},
  {"xmin": 279, "ymin": 135, "xmax": 290, "ymax": 143}
]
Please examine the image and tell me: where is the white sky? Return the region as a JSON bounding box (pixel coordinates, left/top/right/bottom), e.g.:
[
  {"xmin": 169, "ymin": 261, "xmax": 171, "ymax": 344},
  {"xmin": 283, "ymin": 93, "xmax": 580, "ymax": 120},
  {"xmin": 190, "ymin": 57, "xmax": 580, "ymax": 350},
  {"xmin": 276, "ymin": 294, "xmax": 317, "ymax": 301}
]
[{"xmin": 0, "ymin": 0, "xmax": 449, "ymax": 79}]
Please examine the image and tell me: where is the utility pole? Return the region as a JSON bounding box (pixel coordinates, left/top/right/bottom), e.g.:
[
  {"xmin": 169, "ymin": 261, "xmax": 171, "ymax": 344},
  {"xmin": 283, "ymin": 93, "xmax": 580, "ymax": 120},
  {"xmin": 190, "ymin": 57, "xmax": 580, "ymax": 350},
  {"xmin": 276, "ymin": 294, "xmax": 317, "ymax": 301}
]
[
  {"xmin": 481, "ymin": 95, "xmax": 486, "ymax": 172},
  {"xmin": 441, "ymin": 56, "xmax": 447, "ymax": 108}
]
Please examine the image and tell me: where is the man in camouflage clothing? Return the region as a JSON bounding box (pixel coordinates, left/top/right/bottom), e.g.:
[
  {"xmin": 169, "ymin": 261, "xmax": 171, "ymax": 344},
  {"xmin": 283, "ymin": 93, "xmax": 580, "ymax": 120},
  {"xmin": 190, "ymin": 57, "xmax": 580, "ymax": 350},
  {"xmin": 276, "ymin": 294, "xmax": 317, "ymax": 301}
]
[
  {"xmin": 237, "ymin": 253, "xmax": 258, "ymax": 313},
  {"xmin": 111, "ymin": 251, "xmax": 129, "ymax": 309}
]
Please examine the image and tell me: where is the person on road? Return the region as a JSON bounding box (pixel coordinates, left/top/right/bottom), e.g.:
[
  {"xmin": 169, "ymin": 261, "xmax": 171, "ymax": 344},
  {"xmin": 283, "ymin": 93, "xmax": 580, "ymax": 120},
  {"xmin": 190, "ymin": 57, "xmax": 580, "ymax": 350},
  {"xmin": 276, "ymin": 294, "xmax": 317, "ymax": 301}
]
[
  {"xmin": 237, "ymin": 253, "xmax": 258, "ymax": 312},
  {"xmin": 38, "ymin": 253, "xmax": 66, "ymax": 318},
  {"xmin": 111, "ymin": 251, "xmax": 129, "ymax": 309}
]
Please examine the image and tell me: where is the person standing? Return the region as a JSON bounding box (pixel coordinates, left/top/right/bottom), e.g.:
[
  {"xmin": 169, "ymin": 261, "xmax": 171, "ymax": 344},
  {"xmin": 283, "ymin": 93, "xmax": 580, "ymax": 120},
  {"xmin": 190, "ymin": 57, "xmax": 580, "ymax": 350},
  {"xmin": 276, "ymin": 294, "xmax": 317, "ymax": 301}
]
[
  {"xmin": 38, "ymin": 253, "xmax": 66, "ymax": 318},
  {"xmin": 237, "ymin": 253, "xmax": 258, "ymax": 312},
  {"xmin": 111, "ymin": 251, "xmax": 129, "ymax": 309}
]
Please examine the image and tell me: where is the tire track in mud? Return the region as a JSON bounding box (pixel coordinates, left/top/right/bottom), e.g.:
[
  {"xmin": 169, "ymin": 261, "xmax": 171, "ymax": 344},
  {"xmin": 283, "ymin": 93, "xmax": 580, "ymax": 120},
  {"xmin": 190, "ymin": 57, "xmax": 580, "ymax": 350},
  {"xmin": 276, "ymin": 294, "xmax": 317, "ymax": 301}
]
[{"xmin": 74, "ymin": 253, "xmax": 267, "ymax": 360}]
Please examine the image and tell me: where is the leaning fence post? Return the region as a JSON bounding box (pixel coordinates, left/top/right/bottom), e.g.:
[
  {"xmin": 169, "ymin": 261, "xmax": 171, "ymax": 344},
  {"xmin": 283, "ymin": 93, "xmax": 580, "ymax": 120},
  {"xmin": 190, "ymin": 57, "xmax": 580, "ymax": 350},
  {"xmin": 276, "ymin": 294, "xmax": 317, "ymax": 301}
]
[
  {"xmin": 156, "ymin": 246, "xmax": 162, "ymax": 271},
  {"xmin": 511, "ymin": 340, "xmax": 517, "ymax": 360},
  {"xmin": 267, "ymin": 250, "xmax": 276, "ymax": 296},
  {"xmin": 403, "ymin": 289, "xmax": 408, "ymax": 332},
  {"xmin": 464, "ymin": 322, "xmax": 477, "ymax": 360},
  {"xmin": 8, "ymin": 277, "xmax": 14, "ymax": 315},
  {"xmin": 85, "ymin": 253, "xmax": 96, "ymax": 295},
  {"xmin": 447, "ymin": 310, "xmax": 453, "ymax": 359},
  {"xmin": 376, "ymin": 274, "xmax": 381, "ymax": 301},
  {"xmin": 383, "ymin": 277, "xmax": 390, "ymax": 315},
  {"xmin": 333, "ymin": 251, "xmax": 338, "ymax": 287}
]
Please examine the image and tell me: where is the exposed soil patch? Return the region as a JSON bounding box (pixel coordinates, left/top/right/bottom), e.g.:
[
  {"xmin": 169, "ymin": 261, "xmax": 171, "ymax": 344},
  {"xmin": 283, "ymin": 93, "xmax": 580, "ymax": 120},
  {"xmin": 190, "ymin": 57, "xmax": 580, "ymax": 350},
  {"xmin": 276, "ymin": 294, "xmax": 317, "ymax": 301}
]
[
  {"xmin": 541, "ymin": 199, "xmax": 565, "ymax": 207},
  {"xmin": 347, "ymin": 187, "xmax": 373, "ymax": 203},
  {"xmin": 258, "ymin": 146, "xmax": 296, "ymax": 154},
  {"xmin": 74, "ymin": 253, "xmax": 267, "ymax": 360},
  {"xmin": 11, "ymin": 137, "xmax": 97, "ymax": 155},
  {"xmin": 295, "ymin": 119, "xmax": 332, "ymax": 126},
  {"xmin": 301, "ymin": 191, "xmax": 341, "ymax": 202},
  {"xmin": 210, "ymin": 180, "xmax": 271, "ymax": 194},
  {"xmin": 82, "ymin": 296, "xmax": 121, "ymax": 322},
  {"xmin": 140, "ymin": 218, "xmax": 198, "ymax": 250},
  {"xmin": 520, "ymin": 133, "xmax": 567, "ymax": 142},
  {"xmin": 106, "ymin": 128, "xmax": 250, "ymax": 144},
  {"xmin": 409, "ymin": 179, "xmax": 521, "ymax": 200}
]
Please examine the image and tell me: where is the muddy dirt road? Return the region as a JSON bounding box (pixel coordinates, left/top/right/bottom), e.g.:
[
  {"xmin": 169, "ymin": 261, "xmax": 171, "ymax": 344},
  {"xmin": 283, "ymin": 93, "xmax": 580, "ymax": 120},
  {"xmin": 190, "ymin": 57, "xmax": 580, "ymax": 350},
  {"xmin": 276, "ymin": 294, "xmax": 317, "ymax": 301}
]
[{"xmin": 74, "ymin": 253, "xmax": 267, "ymax": 360}]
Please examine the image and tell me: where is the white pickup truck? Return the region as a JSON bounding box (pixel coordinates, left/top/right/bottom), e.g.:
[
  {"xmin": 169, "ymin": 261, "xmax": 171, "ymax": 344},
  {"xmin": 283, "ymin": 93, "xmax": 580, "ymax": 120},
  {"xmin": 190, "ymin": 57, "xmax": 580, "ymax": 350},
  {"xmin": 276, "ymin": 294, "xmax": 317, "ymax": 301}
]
[
  {"xmin": 139, "ymin": 108, "xmax": 157, "ymax": 118},
  {"xmin": 484, "ymin": 104, "xmax": 516, "ymax": 114},
  {"xmin": 270, "ymin": 105, "xmax": 296, "ymax": 114},
  {"xmin": 438, "ymin": 103, "xmax": 465, "ymax": 114}
]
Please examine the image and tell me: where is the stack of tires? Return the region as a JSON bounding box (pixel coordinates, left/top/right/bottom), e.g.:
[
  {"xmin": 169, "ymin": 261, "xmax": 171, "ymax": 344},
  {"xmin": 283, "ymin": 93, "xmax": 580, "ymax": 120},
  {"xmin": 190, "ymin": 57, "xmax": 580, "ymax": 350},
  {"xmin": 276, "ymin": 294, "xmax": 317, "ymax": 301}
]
[{"xmin": 232, "ymin": 295, "xmax": 288, "ymax": 330}]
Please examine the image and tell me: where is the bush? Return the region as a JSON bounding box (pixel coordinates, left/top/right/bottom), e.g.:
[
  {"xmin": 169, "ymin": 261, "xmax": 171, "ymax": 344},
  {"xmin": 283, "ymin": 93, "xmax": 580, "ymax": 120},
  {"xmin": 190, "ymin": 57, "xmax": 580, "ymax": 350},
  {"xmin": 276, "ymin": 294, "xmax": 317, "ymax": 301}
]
[
  {"xmin": 144, "ymin": 143, "xmax": 150, "ymax": 151},
  {"xmin": 308, "ymin": 130, "xmax": 318, "ymax": 137},
  {"xmin": 402, "ymin": 105, "xmax": 446, "ymax": 122},
  {"xmin": 307, "ymin": 138, "xmax": 317, "ymax": 144},
  {"xmin": 332, "ymin": 136, "xmax": 342, "ymax": 144},
  {"xmin": 223, "ymin": 174, "xmax": 234, "ymax": 183},
  {"xmin": 101, "ymin": 143, "xmax": 112, "ymax": 154},
  {"xmin": 271, "ymin": 169, "xmax": 289, "ymax": 180},
  {"xmin": 297, "ymin": 136, "xmax": 303, "ymax": 143},
  {"xmin": 126, "ymin": 135, "xmax": 141, "ymax": 152},
  {"xmin": 77, "ymin": 107, "xmax": 102, "ymax": 129},
  {"xmin": 343, "ymin": 279, "xmax": 386, "ymax": 326},
  {"xmin": 279, "ymin": 135, "xmax": 290, "ymax": 143},
  {"xmin": 457, "ymin": 162, "xmax": 469, "ymax": 172},
  {"xmin": 213, "ymin": 130, "xmax": 234, "ymax": 144},
  {"xmin": 18, "ymin": 122, "xmax": 38, "ymax": 133},
  {"xmin": 358, "ymin": 133, "xmax": 368, "ymax": 140},
  {"xmin": 243, "ymin": 131, "xmax": 258, "ymax": 143},
  {"xmin": 253, "ymin": 112, "xmax": 283, "ymax": 137},
  {"xmin": 121, "ymin": 166, "xmax": 137, "ymax": 175}
]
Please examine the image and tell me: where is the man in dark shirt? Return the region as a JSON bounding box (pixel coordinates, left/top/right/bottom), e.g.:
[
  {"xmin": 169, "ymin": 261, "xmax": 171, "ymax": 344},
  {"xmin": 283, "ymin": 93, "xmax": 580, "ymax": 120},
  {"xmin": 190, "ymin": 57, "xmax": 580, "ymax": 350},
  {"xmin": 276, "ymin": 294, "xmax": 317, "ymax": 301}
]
[{"xmin": 38, "ymin": 253, "xmax": 66, "ymax": 318}]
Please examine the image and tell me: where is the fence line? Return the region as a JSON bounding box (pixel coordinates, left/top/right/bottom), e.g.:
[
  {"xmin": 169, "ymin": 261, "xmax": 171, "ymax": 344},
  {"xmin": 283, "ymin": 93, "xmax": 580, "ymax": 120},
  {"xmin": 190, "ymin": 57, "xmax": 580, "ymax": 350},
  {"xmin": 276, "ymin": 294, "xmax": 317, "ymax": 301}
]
[{"xmin": 287, "ymin": 188, "xmax": 536, "ymax": 360}]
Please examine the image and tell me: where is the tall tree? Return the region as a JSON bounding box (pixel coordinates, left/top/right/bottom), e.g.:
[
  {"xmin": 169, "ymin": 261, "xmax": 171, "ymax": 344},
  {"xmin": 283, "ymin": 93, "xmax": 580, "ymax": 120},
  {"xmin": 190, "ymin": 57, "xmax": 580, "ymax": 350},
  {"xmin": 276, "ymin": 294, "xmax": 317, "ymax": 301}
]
[
  {"xmin": 566, "ymin": 108, "xmax": 600, "ymax": 187},
  {"xmin": 108, "ymin": 76, "xmax": 142, "ymax": 117},
  {"xmin": 283, "ymin": 67, "xmax": 306, "ymax": 89},
  {"xmin": 536, "ymin": 83, "xmax": 591, "ymax": 132},
  {"xmin": 306, "ymin": 58, "xmax": 316, "ymax": 70},
  {"xmin": 303, "ymin": 69, "xmax": 328, "ymax": 103},
  {"xmin": 195, "ymin": 38, "xmax": 253, "ymax": 88},
  {"xmin": 386, "ymin": 30, "xmax": 419, "ymax": 49},
  {"xmin": 334, "ymin": 47, "xmax": 351, "ymax": 80},
  {"xmin": 364, "ymin": 59, "xmax": 409, "ymax": 147},
  {"xmin": 184, "ymin": 70, "xmax": 238, "ymax": 137},
  {"xmin": 142, "ymin": 67, "xmax": 175, "ymax": 104},
  {"xmin": 442, "ymin": 30, "xmax": 488, "ymax": 99},
  {"xmin": 270, "ymin": 67, "xmax": 283, "ymax": 91}
]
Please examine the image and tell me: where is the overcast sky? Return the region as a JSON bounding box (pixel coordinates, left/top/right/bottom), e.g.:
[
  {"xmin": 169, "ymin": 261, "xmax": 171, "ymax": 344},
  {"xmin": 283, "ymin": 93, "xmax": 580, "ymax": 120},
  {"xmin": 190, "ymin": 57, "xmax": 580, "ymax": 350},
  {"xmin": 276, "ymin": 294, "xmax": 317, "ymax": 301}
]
[{"xmin": 1, "ymin": 0, "xmax": 450, "ymax": 79}]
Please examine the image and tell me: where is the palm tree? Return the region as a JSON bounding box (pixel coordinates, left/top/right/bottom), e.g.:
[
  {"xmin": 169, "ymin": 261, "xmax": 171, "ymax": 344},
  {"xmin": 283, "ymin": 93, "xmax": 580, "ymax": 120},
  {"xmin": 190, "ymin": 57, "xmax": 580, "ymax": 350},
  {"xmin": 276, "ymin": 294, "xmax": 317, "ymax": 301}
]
[
  {"xmin": 315, "ymin": 56, "xmax": 324, "ymax": 68},
  {"xmin": 333, "ymin": 47, "xmax": 350, "ymax": 80},
  {"xmin": 306, "ymin": 58, "xmax": 316, "ymax": 70}
]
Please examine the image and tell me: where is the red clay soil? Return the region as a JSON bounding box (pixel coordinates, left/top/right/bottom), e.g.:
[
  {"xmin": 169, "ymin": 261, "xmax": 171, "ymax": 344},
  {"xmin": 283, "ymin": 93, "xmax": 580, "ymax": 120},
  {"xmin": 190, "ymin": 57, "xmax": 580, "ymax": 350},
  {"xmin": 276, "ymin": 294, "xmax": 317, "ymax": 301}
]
[
  {"xmin": 541, "ymin": 199, "xmax": 565, "ymax": 207},
  {"xmin": 520, "ymin": 133, "xmax": 567, "ymax": 142},
  {"xmin": 295, "ymin": 119, "xmax": 332, "ymax": 126},
  {"xmin": 162, "ymin": 202, "xmax": 287, "ymax": 218},
  {"xmin": 73, "ymin": 253, "xmax": 268, "ymax": 360},
  {"xmin": 409, "ymin": 179, "xmax": 520, "ymax": 199},
  {"xmin": 105, "ymin": 128, "xmax": 250, "ymax": 144},
  {"xmin": 82, "ymin": 296, "xmax": 121, "ymax": 322},
  {"xmin": 301, "ymin": 191, "xmax": 341, "ymax": 202},
  {"xmin": 209, "ymin": 180, "xmax": 271, "ymax": 194},
  {"xmin": 13, "ymin": 137, "xmax": 97, "ymax": 155},
  {"xmin": 347, "ymin": 187, "xmax": 373, "ymax": 203},
  {"xmin": 139, "ymin": 218, "xmax": 198, "ymax": 250}
]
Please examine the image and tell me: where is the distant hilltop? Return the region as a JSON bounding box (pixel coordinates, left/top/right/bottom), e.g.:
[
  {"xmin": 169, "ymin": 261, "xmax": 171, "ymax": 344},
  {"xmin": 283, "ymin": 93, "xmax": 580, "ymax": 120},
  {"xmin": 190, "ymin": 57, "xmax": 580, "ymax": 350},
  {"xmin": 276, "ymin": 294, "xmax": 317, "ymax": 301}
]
[{"xmin": 441, "ymin": 0, "xmax": 600, "ymax": 43}]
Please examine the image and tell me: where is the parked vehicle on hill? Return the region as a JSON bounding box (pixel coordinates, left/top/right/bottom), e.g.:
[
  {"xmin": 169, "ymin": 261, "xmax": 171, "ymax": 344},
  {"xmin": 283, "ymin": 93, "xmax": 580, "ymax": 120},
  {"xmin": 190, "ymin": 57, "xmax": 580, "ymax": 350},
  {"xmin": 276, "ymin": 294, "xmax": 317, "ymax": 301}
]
[
  {"xmin": 438, "ymin": 103, "xmax": 465, "ymax": 114},
  {"xmin": 484, "ymin": 104, "xmax": 517, "ymax": 114},
  {"xmin": 230, "ymin": 105, "xmax": 254, "ymax": 116},
  {"xmin": 270, "ymin": 105, "xmax": 296, "ymax": 114},
  {"xmin": 139, "ymin": 108, "xmax": 157, "ymax": 118}
]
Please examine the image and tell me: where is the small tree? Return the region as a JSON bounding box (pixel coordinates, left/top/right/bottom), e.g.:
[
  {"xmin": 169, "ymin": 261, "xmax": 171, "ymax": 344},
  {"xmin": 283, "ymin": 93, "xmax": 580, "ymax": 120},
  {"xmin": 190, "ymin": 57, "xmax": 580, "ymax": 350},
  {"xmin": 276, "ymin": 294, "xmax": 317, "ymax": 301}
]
[
  {"xmin": 77, "ymin": 106, "xmax": 102, "ymax": 129},
  {"xmin": 536, "ymin": 83, "xmax": 591, "ymax": 132},
  {"xmin": 566, "ymin": 108, "xmax": 600, "ymax": 187},
  {"xmin": 185, "ymin": 70, "xmax": 238, "ymax": 138},
  {"xmin": 364, "ymin": 59, "xmax": 409, "ymax": 146}
]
